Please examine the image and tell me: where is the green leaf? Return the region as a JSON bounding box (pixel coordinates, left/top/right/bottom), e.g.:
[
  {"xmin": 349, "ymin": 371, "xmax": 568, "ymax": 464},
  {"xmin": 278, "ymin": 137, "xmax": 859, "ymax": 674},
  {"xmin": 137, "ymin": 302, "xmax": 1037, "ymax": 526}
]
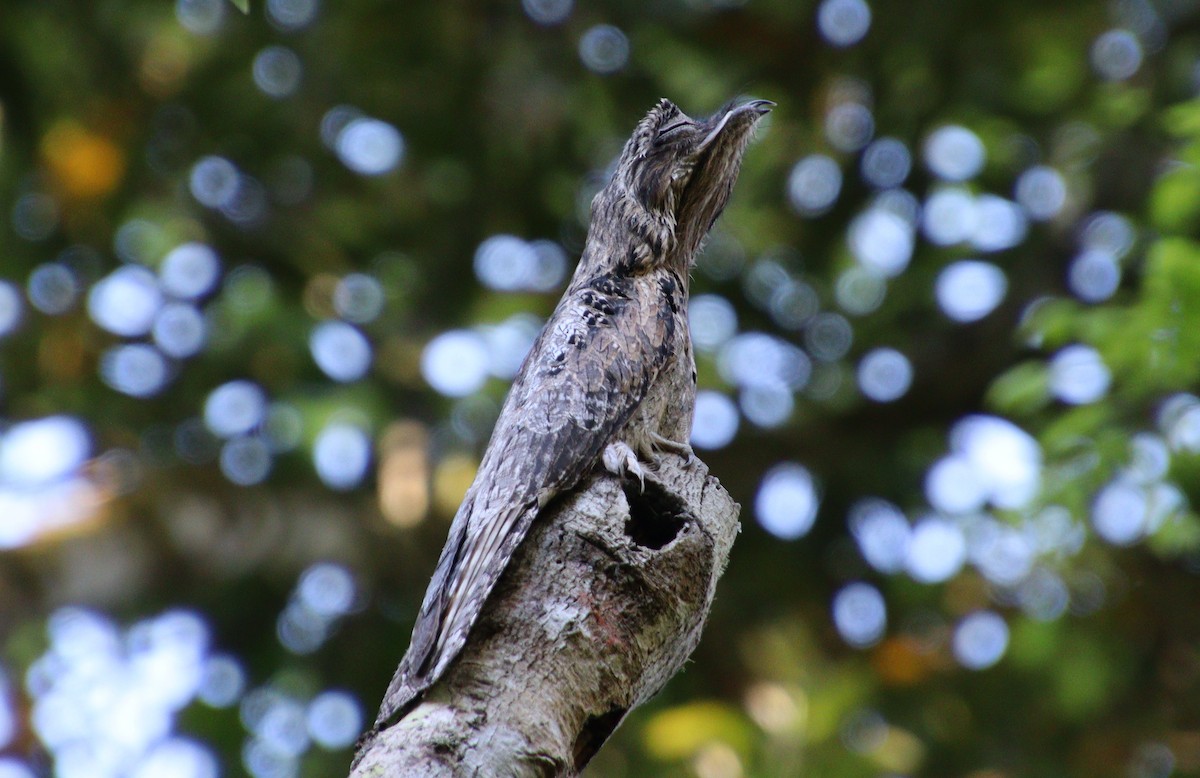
[
  {"xmin": 986, "ymin": 361, "xmax": 1050, "ymax": 417},
  {"xmin": 1146, "ymin": 511, "xmax": 1200, "ymax": 556},
  {"xmin": 1162, "ymin": 98, "xmax": 1200, "ymax": 138},
  {"xmin": 1150, "ymin": 167, "xmax": 1200, "ymax": 233},
  {"xmin": 228, "ymin": 0, "xmax": 249, "ymax": 13}
]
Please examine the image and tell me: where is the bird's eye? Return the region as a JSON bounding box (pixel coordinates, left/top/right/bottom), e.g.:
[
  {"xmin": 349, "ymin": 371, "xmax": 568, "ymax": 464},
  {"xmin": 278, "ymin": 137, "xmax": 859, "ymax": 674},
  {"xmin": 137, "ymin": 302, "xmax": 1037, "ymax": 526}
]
[{"xmin": 658, "ymin": 121, "xmax": 688, "ymax": 138}]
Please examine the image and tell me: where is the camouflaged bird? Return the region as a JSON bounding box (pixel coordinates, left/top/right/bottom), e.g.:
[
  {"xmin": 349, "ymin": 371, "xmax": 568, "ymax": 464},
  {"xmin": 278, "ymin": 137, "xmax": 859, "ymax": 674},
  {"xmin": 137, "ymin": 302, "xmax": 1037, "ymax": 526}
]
[{"xmin": 376, "ymin": 96, "xmax": 772, "ymax": 727}]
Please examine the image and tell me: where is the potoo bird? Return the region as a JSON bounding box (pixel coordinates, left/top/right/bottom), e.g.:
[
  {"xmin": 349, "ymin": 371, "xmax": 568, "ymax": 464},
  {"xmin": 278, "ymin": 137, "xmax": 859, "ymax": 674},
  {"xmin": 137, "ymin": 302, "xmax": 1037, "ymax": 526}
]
[{"xmin": 376, "ymin": 97, "xmax": 772, "ymax": 727}]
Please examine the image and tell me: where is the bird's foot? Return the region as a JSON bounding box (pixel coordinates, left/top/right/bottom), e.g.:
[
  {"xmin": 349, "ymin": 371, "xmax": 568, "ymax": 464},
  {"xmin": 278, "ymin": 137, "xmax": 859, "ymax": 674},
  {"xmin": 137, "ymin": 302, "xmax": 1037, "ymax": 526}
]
[
  {"xmin": 647, "ymin": 432, "xmax": 695, "ymax": 467},
  {"xmin": 603, "ymin": 441, "xmax": 646, "ymax": 492}
]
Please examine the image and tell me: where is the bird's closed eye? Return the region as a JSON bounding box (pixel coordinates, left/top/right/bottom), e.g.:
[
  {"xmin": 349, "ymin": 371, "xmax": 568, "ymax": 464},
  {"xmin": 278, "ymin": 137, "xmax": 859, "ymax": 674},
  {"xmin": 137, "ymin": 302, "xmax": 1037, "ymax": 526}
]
[{"xmin": 658, "ymin": 121, "xmax": 689, "ymax": 138}]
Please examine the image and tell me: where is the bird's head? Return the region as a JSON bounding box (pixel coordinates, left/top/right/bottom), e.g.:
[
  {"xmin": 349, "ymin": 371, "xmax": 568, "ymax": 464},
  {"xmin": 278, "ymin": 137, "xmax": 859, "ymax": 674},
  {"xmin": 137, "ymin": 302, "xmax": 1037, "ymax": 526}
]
[{"xmin": 608, "ymin": 97, "xmax": 773, "ymax": 263}]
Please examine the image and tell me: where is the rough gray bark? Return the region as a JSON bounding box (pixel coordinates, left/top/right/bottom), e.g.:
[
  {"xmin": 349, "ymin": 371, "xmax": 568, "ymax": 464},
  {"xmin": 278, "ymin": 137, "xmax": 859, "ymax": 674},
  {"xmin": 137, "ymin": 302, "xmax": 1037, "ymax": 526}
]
[{"xmin": 350, "ymin": 453, "xmax": 739, "ymax": 776}]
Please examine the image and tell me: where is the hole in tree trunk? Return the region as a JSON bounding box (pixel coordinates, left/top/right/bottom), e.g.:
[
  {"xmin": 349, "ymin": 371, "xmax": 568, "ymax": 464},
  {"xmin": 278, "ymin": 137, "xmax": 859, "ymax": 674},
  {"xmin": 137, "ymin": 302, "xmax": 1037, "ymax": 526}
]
[
  {"xmin": 622, "ymin": 480, "xmax": 687, "ymax": 549},
  {"xmin": 573, "ymin": 706, "xmax": 627, "ymax": 771}
]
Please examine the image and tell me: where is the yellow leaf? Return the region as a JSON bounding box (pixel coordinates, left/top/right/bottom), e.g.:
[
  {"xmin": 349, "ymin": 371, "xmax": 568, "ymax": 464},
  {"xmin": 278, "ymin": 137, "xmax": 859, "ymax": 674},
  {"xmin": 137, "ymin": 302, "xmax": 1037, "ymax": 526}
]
[
  {"xmin": 41, "ymin": 121, "xmax": 125, "ymax": 200},
  {"xmin": 641, "ymin": 701, "xmax": 750, "ymax": 761}
]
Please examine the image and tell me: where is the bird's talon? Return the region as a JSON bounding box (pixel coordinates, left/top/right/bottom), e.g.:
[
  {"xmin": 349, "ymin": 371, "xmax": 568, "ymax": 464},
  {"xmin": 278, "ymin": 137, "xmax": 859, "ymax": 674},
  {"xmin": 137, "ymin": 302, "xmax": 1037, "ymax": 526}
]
[
  {"xmin": 603, "ymin": 441, "xmax": 647, "ymax": 491},
  {"xmin": 648, "ymin": 432, "xmax": 695, "ymax": 466}
]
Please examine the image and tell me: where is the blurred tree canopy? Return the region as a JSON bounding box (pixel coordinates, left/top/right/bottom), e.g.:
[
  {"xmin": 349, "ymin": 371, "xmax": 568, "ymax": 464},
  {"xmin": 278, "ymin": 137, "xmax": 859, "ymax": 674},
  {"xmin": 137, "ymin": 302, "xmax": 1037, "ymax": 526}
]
[{"xmin": 3, "ymin": 0, "xmax": 1200, "ymax": 776}]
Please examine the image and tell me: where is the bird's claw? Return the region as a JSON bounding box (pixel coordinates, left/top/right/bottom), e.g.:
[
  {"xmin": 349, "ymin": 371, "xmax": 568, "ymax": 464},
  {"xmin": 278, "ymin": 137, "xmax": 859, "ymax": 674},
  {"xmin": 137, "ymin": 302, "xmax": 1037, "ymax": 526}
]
[
  {"xmin": 603, "ymin": 441, "xmax": 646, "ymax": 493},
  {"xmin": 648, "ymin": 432, "xmax": 696, "ymax": 467}
]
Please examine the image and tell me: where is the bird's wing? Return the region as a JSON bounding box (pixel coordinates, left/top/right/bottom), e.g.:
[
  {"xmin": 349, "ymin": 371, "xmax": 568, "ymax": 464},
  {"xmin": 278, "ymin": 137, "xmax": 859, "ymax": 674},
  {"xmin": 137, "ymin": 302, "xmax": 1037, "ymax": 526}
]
[{"xmin": 376, "ymin": 269, "xmax": 684, "ymax": 726}]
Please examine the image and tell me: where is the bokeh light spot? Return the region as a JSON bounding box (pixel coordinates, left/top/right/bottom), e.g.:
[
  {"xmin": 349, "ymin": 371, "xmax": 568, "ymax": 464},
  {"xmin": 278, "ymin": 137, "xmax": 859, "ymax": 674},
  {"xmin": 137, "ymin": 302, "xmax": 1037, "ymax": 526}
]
[
  {"xmin": 970, "ymin": 195, "xmax": 1027, "ymax": 252},
  {"xmin": 0, "ymin": 758, "xmax": 36, "ymax": 778},
  {"xmin": 101, "ymin": 344, "xmax": 170, "ymax": 397},
  {"xmin": 689, "ymin": 294, "xmax": 738, "ymax": 352},
  {"xmin": 935, "ymin": 260, "xmax": 1007, "ymax": 322},
  {"xmin": 481, "ymin": 314, "xmax": 541, "ymax": 380},
  {"xmin": 266, "ymin": 0, "xmax": 318, "ymax": 30},
  {"xmin": 1068, "ymin": 250, "xmax": 1121, "ymax": 302},
  {"xmin": 307, "ymin": 691, "xmax": 362, "ymax": 750},
  {"xmin": 953, "ymin": 611, "xmax": 1009, "ymax": 669},
  {"xmin": 835, "ymin": 267, "xmax": 887, "ymax": 315},
  {"xmin": 1080, "ymin": 211, "xmax": 1135, "ymax": 258},
  {"xmin": 1092, "ymin": 478, "xmax": 1147, "ymax": 545},
  {"xmin": 253, "ymin": 46, "xmax": 302, "ymax": 98},
  {"xmin": 189, "ymin": 156, "xmax": 240, "ymax": 208},
  {"xmin": 718, "ymin": 332, "xmax": 811, "ymax": 390},
  {"xmin": 27, "ymin": 263, "xmax": 79, "ymax": 315},
  {"xmin": 249, "ymin": 692, "xmax": 309, "ymax": 757},
  {"xmin": 219, "ymin": 436, "xmax": 272, "ymax": 486},
  {"xmin": 88, "ymin": 266, "xmax": 164, "ymax": 336},
  {"xmin": 787, "ymin": 155, "xmax": 842, "ymax": 216},
  {"xmin": 1091, "ymin": 29, "xmax": 1143, "ymax": 81},
  {"xmin": 743, "ymin": 258, "xmax": 790, "ymax": 310},
  {"xmin": 1128, "ymin": 433, "xmax": 1170, "ymax": 484},
  {"xmin": 336, "ymin": 119, "xmax": 404, "ymax": 176},
  {"xmin": 925, "ymin": 455, "xmax": 985, "ymax": 515},
  {"xmin": 0, "ymin": 417, "xmax": 90, "ymax": 488},
  {"xmin": 740, "ymin": 384, "xmax": 795, "ymax": 428},
  {"xmin": 832, "ymin": 582, "xmax": 886, "ymax": 647},
  {"xmin": 922, "ymin": 187, "xmax": 977, "ymax": 245},
  {"xmin": 849, "ymin": 499, "xmax": 910, "ymax": 573},
  {"xmin": 861, "ymin": 137, "xmax": 911, "ymax": 188},
  {"xmin": 198, "ymin": 655, "xmax": 245, "ymax": 708},
  {"xmin": 690, "ymin": 391, "xmax": 739, "ymax": 450},
  {"xmin": 849, "ymin": 208, "xmax": 914, "ymax": 276},
  {"xmin": 825, "ymin": 102, "xmax": 874, "ymax": 152},
  {"xmin": 1015, "ymin": 166, "xmax": 1067, "ymax": 220},
  {"xmin": 0, "ymin": 283, "xmax": 23, "ymax": 337},
  {"xmin": 805, "ymin": 312, "xmax": 854, "ymax": 361},
  {"xmin": 1048, "ymin": 344, "xmax": 1110, "ymax": 405},
  {"xmin": 12, "ymin": 194, "xmax": 58, "ymax": 241},
  {"xmin": 204, "ymin": 381, "xmax": 267, "ymax": 438},
  {"xmin": 856, "ymin": 348, "xmax": 912, "ymax": 402},
  {"xmin": 154, "ymin": 303, "xmax": 208, "ymax": 358},
  {"xmin": 310, "ymin": 321, "xmax": 373, "ymax": 382},
  {"xmin": 1017, "ymin": 568, "xmax": 1069, "ymax": 620},
  {"xmin": 313, "ymin": 424, "xmax": 371, "ymax": 490},
  {"xmin": 1161, "ymin": 394, "xmax": 1200, "ymax": 453},
  {"xmin": 523, "ymin": 0, "xmax": 572, "ymax": 25},
  {"xmin": 131, "ymin": 737, "xmax": 219, "ymax": 778},
  {"xmin": 421, "ymin": 330, "xmax": 490, "ymax": 397},
  {"xmin": 755, "ymin": 463, "xmax": 819, "ymax": 540},
  {"xmin": 28, "ymin": 608, "xmax": 216, "ymax": 777},
  {"xmin": 948, "ymin": 415, "xmax": 1042, "ymax": 510},
  {"xmin": 906, "ymin": 517, "xmax": 966, "ymax": 583},
  {"xmin": 1128, "ymin": 743, "xmax": 1177, "ymax": 778},
  {"xmin": 970, "ymin": 522, "xmax": 1034, "ymax": 586},
  {"xmin": 333, "ymin": 273, "xmax": 385, "ymax": 323},
  {"xmin": 176, "ymin": 0, "xmax": 225, "ymax": 34},
  {"xmin": 474, "ymin": 235, "xmax": 566, "ymax": 292},
  {"xmin": 924, "ymin": 125, "xmax": 985, "ymax": 182},
  {"xmin": 817, "ymin": 0, "xmax": 871, "ymax": 47},
  {"xmin": 769, "ymin": 280, "xmax": 820, "ymax": 330},
  {"xmin": 297, "ymin": 563, "xmax": 356, "ymax": 618},
  {"xmin": 579, "ymin": 24, "xmax": 629, "ymax": 74}
]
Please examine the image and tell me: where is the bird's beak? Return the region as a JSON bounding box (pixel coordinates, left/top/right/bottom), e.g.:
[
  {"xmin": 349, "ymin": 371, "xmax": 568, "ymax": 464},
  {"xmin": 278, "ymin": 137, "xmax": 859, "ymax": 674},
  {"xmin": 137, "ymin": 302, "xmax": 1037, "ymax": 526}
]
[
  {"xmin": 743, "ymin": 99, "xmax": 776, "ymax": 116},
  {"xmin": 698, "ymin": 99, "xmax": 775, "ymax": 152}
]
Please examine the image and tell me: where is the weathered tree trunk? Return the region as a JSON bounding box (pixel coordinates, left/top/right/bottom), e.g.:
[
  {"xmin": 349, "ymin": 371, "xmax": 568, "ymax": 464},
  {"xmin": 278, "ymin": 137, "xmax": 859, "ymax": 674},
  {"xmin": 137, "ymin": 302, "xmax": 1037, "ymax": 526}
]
[{"xmin": 350, "ymin": 454, "xmax": 740, "ymax": 776}]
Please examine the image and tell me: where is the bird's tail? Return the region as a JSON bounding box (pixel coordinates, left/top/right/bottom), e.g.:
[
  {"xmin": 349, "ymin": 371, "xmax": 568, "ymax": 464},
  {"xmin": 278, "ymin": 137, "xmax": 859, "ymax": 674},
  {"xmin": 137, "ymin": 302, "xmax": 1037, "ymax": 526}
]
[{"xmin": 375, "ymin": 495, "xmax": 540, "ymax": 726}]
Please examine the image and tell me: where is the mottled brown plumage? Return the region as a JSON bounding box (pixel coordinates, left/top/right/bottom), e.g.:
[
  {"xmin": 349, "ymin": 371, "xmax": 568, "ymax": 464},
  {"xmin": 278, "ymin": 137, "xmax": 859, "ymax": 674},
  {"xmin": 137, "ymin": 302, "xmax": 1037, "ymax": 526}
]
[{"xmin": 376, "ymin": 96, "xmax": 771, "ymax": 727}]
